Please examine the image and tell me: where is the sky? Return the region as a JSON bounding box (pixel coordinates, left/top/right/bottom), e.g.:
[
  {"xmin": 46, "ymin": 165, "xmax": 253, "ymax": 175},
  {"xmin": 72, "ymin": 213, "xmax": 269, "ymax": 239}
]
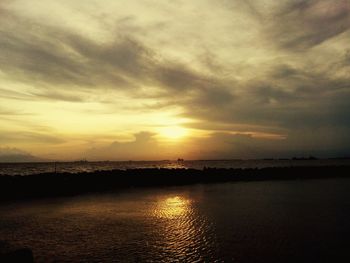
[{"xmin": 0, "ymin": 0, "xmax": 350, "ymax": 161}]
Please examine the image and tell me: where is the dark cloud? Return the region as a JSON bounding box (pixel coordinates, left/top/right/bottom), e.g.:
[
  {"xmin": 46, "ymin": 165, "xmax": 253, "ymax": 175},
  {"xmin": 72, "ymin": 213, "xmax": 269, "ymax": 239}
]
[
  {"xmin": 0, "ymin": 5, "xmax": 236, "ymax": 104},
  {"xmin": 0, "ymin": 32, "xmax": 142, "ymax": 91},
  {"xmin": 186, "ymin": 129, "xmax": 350, "ymax": 160},
  {"xmin": 183, "ymin": 121, "xmax": 287, "ymax": 136},
  {"xmin": 67, "ymin": 36, "xmax": 150, "ymax": 76},
  {"xmin": 0, "ymin": 28, "xmax": 89, "ymax": 86},
  {"xmin": 155, "ymin": 64, "xmax": 200, "ymax": 92},
  {"xmin": 0, "ymin": 7, "xmax": 234, "ymax": 115},
  {"xmin": 178, "ymin": 62, "xmax": 350, "ymax": 140},
  {"xmin": 271, "ymin": 0, "xmax": 350, "ymax": 50},
  {"xmin": 0, "ymin": 10, "xmax": 154, "ymax": 93},
  {"xmin": 270, "ymin": 64, "xmax": 300, "ymax": 79}
]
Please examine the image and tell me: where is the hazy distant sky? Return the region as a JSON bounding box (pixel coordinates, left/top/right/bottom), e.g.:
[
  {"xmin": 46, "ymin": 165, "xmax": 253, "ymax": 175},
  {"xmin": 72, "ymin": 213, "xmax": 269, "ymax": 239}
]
[{"xmin": 1, "ymin": 0, "xmax": 350, "ymax": 161}]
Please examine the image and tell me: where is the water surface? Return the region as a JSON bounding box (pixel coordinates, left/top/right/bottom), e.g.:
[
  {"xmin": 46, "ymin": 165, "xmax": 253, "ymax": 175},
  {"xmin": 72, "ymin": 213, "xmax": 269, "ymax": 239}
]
[{"xmin": 1, "ymin": 178, "xmax": 349, "ymax": 262}]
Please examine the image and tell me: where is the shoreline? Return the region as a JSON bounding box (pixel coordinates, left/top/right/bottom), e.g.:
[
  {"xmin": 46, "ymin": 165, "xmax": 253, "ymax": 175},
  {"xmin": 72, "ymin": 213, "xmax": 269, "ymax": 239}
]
[{"xmin": 1, "ymin": 166, "xmax": 349, "ymax": 201}]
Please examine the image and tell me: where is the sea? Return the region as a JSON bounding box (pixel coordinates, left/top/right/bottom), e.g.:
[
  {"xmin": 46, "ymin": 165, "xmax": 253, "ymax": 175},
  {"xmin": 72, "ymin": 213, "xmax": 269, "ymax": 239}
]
[
  {"xmin": 1, "ymin": 178, "xmax": 349, "ymax": 262},
  {"xmin": 1, "ymin": 158, "xmax": 350, "ymax": 176},
  {"xmin": 1, "ymin": 159, "xmax": 350, "ymax": 262}
]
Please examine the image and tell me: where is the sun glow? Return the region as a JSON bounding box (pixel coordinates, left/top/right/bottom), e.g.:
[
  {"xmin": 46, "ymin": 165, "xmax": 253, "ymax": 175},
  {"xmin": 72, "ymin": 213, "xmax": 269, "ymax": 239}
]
[{"xmin": 159, "ymin": 126, "xmax": 188, "ymax": 140}]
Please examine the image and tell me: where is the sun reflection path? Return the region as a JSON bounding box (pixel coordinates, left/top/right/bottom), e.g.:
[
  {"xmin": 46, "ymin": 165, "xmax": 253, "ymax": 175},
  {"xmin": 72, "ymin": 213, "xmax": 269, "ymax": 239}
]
[
  {"xmin": 153, "ymin": 196, "xmax": 191, "ymax": 219},
  {"xmin": 150, "ymin": 194, "xmax": 217, "ymax": 261}
]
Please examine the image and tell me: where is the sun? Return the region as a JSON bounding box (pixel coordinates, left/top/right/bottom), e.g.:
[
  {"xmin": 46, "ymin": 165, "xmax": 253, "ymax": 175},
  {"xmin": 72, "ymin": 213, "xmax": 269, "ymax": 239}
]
[{"xmin": 159, "ymin": 126, "xmax": 188, "ymax": 140}]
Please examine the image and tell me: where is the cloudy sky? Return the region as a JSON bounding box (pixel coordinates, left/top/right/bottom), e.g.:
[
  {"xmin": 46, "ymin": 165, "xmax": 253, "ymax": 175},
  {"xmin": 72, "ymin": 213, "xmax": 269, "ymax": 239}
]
[{"xmin": 0, "ymin": 0, "xmax": 350, "ymax": 161}]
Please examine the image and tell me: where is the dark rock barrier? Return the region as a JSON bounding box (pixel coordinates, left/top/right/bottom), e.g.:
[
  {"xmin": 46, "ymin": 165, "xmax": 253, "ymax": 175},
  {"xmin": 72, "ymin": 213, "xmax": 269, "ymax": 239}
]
[
  {"xmin": 0, "ymin": 241, "xmax": 34, "ymax": 263},
  {"xmin": 0, "ymin": 166, "xmax": 349, "ymax": 201}
]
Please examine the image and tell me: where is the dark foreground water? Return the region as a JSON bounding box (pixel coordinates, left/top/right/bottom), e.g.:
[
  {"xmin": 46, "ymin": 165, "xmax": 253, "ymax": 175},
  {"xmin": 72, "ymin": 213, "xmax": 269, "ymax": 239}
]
[{"xmin": 1, "ymin": 178, "xmax": 350, "ymax": 262}]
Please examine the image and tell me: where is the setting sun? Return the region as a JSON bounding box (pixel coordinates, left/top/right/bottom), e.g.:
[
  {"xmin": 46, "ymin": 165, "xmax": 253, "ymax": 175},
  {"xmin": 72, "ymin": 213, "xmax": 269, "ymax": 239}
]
[{"xmin": 159, "ymin": 126, "xmax": 188, "ymax": 140}]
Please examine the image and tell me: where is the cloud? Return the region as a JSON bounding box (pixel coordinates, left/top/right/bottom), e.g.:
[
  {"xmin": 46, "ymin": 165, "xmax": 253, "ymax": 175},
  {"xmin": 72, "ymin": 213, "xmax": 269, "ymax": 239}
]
[
  {"xmin": 85, "ymin": 132, "xmax": 161, "ymax": 160},
  {"xmin": 186, "ymin": 129, "xmax": 350, "ymax": 160},
  {"xmin": 0, "ymin": 131, "xmax": 65, "ymax": 144},
  {"xmin": 0, "ymin": 107, "xmax": 32, "ymax": 116},
  {"xmin": 270, "ymin": 0, "xmax": 350, "ymax": 50},
  {"xmin": 0, "ymin": 16, "xmax": 146, "ymax": 91},
  {"xmin": 0, "ymin": 0, "xmax": 350, "ymax": 159},
  {"xmin": 179, "ymin": 60, "xmax": 350, "ymax": 128},
  {"xmin": 84, "ymin": 131, "xmax": 281, "ymax": 161},
  {"xmin": 0, "ymin": 5, "xmax": 235, "ymax": 107},
  {"xmin": 343, "ymin": 49, "xmax": 350, "ymax": 66},
  {"xmin": 0, "ymin": 147, "xmax": 43, "ymax": 162},
  {"xmin": 30, "ymin": 90, "xmax": 85, "ymax": 102},
  {"xmin": 84, "ymin": 127, "xmax": 350, "ymax": 160}
]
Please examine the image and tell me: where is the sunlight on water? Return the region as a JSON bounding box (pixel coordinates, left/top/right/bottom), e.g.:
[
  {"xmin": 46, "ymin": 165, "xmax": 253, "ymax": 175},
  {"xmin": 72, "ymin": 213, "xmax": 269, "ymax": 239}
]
[
  {"xmin": 3, "ymin": 180, "xmax": 350, "ymax": 262},
  {"xmin": 153, "ymin": 196, "xmax": 191, "ymax": 219},
  {"xmin": 149, "ymin": 194, "xmax": 216, "ymax": 262}
]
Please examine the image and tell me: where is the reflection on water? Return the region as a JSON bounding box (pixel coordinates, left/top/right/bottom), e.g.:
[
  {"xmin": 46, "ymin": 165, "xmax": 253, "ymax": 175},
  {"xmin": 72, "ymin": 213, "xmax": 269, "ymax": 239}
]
[
  {"xmin": 153, "ymin": 196, "xmax": 191, "ymax": 219},
  {"xmin": 1, "ymin": 179, "xmax": 350, "ymax": 262},
  {"xmin": 0, "ymin": 189, "xmax": 217, "ymax": 262},
  {"xmin": 151, "ymin": 195, "xmax": 216, "ymax": 262}
]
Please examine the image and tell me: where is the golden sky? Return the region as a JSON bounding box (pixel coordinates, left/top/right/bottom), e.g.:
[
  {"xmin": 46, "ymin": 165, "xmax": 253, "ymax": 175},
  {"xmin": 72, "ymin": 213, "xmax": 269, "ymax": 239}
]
[{"xmin": 1, "ymin": 0, "xmax": 350, "ymax": 161}]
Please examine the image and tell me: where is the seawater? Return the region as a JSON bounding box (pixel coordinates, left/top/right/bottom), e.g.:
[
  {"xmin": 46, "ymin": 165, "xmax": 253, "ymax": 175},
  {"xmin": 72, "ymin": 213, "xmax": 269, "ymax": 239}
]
[
  {"xmin": 0, "ymin": 178, "xmax": 350, "ymax": 262},
  {"xmin": 1, "ymin": 159, "xmax": 350, "ymax": 175}
]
